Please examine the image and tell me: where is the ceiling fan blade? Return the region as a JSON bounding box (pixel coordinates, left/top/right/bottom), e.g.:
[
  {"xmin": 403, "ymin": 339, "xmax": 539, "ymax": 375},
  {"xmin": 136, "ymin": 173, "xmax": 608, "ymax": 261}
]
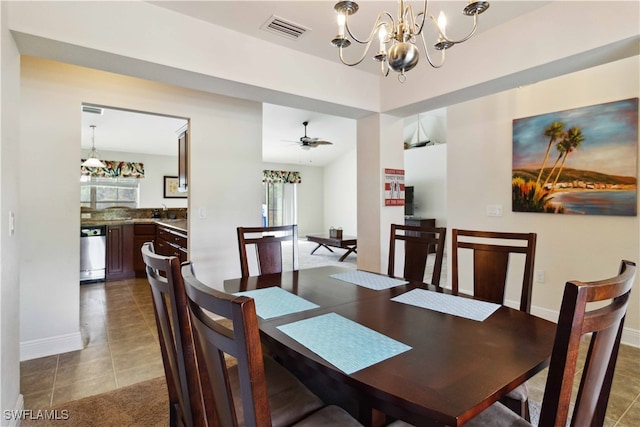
[{"xmin": 308, "ymin": 140, "xmax": 333, "ymax": 146}]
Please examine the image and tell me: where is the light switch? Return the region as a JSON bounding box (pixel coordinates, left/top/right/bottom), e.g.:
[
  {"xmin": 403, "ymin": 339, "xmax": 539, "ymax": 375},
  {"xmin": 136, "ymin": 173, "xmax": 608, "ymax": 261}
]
[
  {"xmin": 486, "ymin": 205, "xmax": 503, "ymax": 217},
  {"xmin": 198, "ymin": 207, "xmax": 207, "ymax": 219},
  {"xmin": 9, "ymin": 211, "xmax": 15, "ymax": 236}
]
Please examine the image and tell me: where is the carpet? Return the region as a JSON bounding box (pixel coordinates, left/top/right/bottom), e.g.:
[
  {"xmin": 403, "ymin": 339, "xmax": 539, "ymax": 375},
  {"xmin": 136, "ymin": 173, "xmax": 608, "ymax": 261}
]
[{"xmin": 21, "ymin": 377, "xmax": 169, "ymax": 427}]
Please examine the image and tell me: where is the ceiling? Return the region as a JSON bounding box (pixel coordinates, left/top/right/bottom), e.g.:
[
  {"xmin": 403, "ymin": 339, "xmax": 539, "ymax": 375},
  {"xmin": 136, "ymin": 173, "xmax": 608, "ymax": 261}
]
[
  {"xmin": 81, "ymin": 1, "xmax": 550, "ymax": 165},
  {"xmin": 149, "ymin": 1, "xmax": 550, "ymax": 75}
]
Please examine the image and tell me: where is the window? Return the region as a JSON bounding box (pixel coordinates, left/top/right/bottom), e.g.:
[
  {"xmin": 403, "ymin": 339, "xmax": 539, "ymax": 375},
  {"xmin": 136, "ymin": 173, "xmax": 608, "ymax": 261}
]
[
  {"xmin": 264, "ymin": 182, "xmax": 297, "ymax": 226},
  {"xmin": 80, "ymin": 176, "xmax": 140, "ymax": 209}
]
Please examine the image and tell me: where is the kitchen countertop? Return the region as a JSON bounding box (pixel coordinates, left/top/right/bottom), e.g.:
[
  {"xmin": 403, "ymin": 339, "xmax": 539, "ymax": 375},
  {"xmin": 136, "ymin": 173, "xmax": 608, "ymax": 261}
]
[{"xmin": 81, "ymin": 218, "xmax": 187, "ymax": 233}]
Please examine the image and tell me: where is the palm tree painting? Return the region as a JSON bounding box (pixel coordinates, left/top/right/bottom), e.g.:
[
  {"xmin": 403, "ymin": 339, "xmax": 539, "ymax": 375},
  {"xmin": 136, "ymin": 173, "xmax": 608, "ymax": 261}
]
[{"xmin": 512, "ymin": 98, "xmax": 638, "ymax": 216}]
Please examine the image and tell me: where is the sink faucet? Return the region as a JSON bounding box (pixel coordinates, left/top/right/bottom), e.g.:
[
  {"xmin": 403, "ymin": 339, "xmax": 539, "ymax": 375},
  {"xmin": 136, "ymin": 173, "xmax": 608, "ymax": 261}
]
[{"xmin": 162, "ymin": 203, "xmax": 167, "ymax": 211}]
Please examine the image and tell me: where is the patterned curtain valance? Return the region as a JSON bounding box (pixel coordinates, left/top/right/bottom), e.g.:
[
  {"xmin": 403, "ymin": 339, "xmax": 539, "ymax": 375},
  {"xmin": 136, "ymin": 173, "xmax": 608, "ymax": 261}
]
[
  {"xmin": 81, "ymin": 160, "xmax": 145, "ymax": 178},
  {"xmin": 262, "ymin": 170, "xmax": 301, "ymax": 184}
]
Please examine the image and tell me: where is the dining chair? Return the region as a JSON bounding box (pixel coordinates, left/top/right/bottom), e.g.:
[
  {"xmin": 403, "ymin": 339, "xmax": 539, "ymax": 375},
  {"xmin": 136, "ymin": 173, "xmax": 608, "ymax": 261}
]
[
  {"xmin": 451, "ymin": 228, "xmax": 537, "ymax": 419},
  {"xmin": 237, "ymin": 224, "xmax": 299, "ymax": 277},
  {"xmin": 462, "ymin": 259, "xmax": 637, "ymax": 427},
  {"xmin": 388, "ymin": 224, "xmax": 446, "ymax": 287},
  {"xmin": 181, "ymin": 261, "xmax": 363, "ymax": 427},
  {"xmin": 141, "ymin": 242, "xmax": 210, "ymax": 427}
]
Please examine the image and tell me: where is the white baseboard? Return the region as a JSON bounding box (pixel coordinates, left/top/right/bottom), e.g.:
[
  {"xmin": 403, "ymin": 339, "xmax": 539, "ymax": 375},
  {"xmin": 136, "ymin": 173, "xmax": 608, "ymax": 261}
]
[
  {"xmin": 20, "ymin": 332, "xmax": 83, "ymax": 361},
  {"xmin": 3, "ymin": 393, "xmax": 24, "ymax": 427}
]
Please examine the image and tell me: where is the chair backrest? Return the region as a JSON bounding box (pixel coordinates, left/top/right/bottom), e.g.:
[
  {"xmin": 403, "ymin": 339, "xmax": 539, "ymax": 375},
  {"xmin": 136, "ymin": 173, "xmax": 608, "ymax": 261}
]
[
  {"xmin": 141, "ymin": 242, "xmax": 210, "ymax": 427},
  {"xmin": 181, "ymin": 261, "xmax": 273, "ymax": 427},
  {"xmin": 539, "ymin": 260, "xmax": 636, "ymax": 427},
  {"xmin": 388, "ymin": 224, "xmax": 447, "ymax": 287},
  {"xmin": 237, "ymin": 224, "xmax": 299, "ymax": 277},
  {"xmin": 451, "ymin": 229, "xmax": 537, "ymax": 312}
]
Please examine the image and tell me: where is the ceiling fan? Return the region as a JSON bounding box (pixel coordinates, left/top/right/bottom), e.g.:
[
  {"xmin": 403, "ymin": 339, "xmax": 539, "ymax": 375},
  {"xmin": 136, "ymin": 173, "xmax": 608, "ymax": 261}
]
[{"xmin": 296, "ymin": 121, "xmax": 333, "ymax": 150}]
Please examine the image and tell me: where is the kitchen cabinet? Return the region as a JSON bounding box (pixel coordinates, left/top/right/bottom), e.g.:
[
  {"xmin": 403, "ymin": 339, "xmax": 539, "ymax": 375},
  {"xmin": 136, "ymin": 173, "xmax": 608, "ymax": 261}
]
[
  {"xmin": 106, "ymin": 224, "xmax": 135, "ymax": 280},
  {"xmin": 133, "ymin": 223, "xmax": 156, "ymax": 277},
  {"xmin": 178, "ymin": 129, "xmax": 188, "ymax": 192},
  {"xmin": 156, "ymin": 224, "xmax": 188, "ymax": 263}
]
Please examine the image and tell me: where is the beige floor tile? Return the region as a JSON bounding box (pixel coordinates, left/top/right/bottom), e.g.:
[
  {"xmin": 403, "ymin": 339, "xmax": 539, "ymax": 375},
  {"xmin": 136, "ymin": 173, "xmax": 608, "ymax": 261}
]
[
  {"xmin": 106, "ymin": 314, "xmax": 148, "ymax": 331},
  {"xmin": 54, "ymin": 357, "xmax": 115, "ymax": 387},
  {"xmin": 22, "ymin": 390, "xmax": 53, "ymax": 410},
  {"xmin": 111, "ymin": 344, "xmax": 163, "ymax": 372},
  {"xmin": 108, "ymin": 324, "xmax": 156, "ymax": 342},
  {"xmin": 57, "ymin": 342, "xmax": 111, "ymax": 367},
  {"xmin": 20, "ymin": 355, "xmax": 58, "ymax": 374},
  {"xmin": 80, "ymin": 327, "xmax": 109, "ymax": 347},
  {"xmin": 617, "ymin": 398, "xmax": 640, "ymax": 427},
  {"xmin": 115, "ymin": 360, "xmax": 165, "ymax": 388},
  {"xmin": 52, "ymin": 375, "xmax": 117, "ymax": 406},
  {"xmin": 109, "ymin": 333, "xmax": 159, "ymax": 357},
  {"xmin": 21, "ymin": 371, "xmax": 56, "ymax": 396}
]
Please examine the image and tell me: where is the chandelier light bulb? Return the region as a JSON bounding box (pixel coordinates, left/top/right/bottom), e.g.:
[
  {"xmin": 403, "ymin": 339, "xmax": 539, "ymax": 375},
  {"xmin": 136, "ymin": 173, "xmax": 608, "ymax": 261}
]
[
  {"xmin": 378, "ymin": 25, "xmax": 387, "ymax": 52},
  {"xmin": 337, "ymin": 13, "xmax": 346, "ymax": 37},
  {"xmin": 437, "ymin": 11, "xmax": 447, "ymax": 36}
]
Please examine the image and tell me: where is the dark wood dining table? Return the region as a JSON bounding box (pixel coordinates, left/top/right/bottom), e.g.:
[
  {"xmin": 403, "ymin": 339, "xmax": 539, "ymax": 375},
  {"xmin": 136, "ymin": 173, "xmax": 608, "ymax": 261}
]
[{"xmin": 223, "ymin": 266, "xmax": 556, "ymax": 427}]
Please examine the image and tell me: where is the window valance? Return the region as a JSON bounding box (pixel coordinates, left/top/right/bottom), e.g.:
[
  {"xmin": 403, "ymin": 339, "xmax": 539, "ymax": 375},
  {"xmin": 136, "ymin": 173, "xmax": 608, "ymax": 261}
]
[
  {"xmin": 262, "ymin": 170, "xmax": 301, "ymax": 184},
  {"xmin": 81, "ymin": 160, "xmax": 145, "ymax": 178}
]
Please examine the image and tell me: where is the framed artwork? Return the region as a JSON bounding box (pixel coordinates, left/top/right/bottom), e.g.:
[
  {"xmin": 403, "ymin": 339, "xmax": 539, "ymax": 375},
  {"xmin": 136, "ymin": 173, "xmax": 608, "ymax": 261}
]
[
  {"xmin": 512, "ymin": 98, "xmax": 638, "ymax": 216},
  {"xmin": 164, "ymin": 176, "xmax": 188, "ymax": 198},
  {"xmin": 384, "ymin": 168, "xmax": 405, "ymax": 206}
]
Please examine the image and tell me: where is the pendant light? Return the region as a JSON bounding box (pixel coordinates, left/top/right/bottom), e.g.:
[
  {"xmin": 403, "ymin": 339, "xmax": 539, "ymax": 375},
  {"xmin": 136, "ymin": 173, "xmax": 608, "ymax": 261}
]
[{"xmin": 82, "ymin": 125, "xmax": 106, "ymax": 168}]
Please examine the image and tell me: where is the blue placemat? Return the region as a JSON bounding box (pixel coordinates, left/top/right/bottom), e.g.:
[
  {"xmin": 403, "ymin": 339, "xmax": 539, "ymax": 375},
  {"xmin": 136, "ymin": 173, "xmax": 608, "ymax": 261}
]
[
  {"xmin": 391, "ymin": 289, "xmax": 500, "ymax": 321},
  {"xmin": 233, "ymin": 287, "xmax": 319, "ymax": 320},
  {"xmin": 277, "ymin": 313, "xmax": 411, "ymax": 374},
  {"xmin": 329, "ymin": 270, "xmax": 409, "ymax": 290}
]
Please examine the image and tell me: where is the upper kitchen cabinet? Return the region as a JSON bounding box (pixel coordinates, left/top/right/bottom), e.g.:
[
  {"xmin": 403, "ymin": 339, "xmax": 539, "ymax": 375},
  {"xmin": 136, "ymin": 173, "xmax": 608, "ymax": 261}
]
[{"xmin": 178, "ymin": 126, "xmax": 188, "ymax": 192}]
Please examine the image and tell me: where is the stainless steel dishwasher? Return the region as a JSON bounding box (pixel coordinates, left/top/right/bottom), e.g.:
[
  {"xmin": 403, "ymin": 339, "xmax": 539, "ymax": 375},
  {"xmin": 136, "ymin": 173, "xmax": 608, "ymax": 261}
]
[{"xmin": 80, "ymin": 225, "xmax": 106, "ymax": 283}]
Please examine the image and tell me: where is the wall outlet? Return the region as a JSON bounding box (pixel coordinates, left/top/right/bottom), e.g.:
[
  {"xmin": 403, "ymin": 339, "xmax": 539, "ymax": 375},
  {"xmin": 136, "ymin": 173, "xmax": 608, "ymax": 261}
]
[
  {"xmin": 535, "ymin": 269, "xmax": 545, "ymax": 283},
  {"xmin": 486, "ymin": 204, "xmax": 503, "ymax": 217}
]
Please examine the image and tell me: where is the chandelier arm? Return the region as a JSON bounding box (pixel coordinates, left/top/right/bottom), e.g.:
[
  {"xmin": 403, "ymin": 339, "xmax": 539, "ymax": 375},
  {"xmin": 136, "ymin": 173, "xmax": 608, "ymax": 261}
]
[
  {"xmin": 345, "ymin": 11, "xmax": 394, "ymax": 45},
  {"xmin": 419, "ymin": 31, "xmax": 446, "ymax": 68},
  {"xmin": 412, "ymin": 0, "xmax": 429, "ymax": 36},
  {"xmin": 428, "ymin": 11, "xmax": 480, "ymax": 45},
  {"xmin": 338, "ymin": 37, "xmax": 377, "ymax": 66},
  {"xmin": 380, "ymin": 59, "xmax": 391, "ymax": 77}
]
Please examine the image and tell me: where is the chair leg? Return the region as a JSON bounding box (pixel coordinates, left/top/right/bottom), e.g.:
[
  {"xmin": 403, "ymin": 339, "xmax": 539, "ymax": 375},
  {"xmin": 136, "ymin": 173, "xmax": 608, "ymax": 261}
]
[{"xmin": 500, "ymin": 396, "xmax": 531, "ymax": 422}]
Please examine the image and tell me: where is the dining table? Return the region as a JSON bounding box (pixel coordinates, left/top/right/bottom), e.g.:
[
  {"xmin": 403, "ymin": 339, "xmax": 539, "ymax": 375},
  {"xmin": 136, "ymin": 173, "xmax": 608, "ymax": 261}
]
[{"xmin": 223, "ymin": 266, "xmax": 556, "ymax": 427}]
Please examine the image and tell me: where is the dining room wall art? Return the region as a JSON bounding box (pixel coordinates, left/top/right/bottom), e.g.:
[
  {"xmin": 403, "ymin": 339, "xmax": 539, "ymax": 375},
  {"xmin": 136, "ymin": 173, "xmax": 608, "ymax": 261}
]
[
  {"xmin": 512, "ymin": 98, "xmax": 638, "ymax": 216},
  {"xmin": 384, "ymin": 168, "xmax": 405, "ymax": 206}
]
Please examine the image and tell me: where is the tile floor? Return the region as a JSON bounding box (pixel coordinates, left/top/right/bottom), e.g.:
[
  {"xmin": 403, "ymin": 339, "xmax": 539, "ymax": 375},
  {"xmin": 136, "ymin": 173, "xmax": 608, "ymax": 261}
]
[
  {"xmin": 19, "ymin": 272, "xmax": 640, "ymax": 426},
  {"xmin": 20, "ymin": 277, "xmax": 164, "ymax": 410}
]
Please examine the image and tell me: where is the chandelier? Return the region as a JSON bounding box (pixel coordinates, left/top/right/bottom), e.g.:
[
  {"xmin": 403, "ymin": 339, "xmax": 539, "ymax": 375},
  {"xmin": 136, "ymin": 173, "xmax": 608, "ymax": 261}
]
[
  {"xmin": 331, "ymin": 0, "xmax": 490, "ymax": 82},
  {"xmin": 81, "ymin": 125, "xmax": 106, "ymax": 168}
]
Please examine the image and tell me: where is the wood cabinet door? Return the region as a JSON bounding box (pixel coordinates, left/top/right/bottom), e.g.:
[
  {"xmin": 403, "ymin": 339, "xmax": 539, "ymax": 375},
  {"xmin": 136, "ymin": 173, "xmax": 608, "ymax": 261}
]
[
  {"xmin": 133, "ymin": 224, "xmax": 156, "ymax": 277},
  {"xmin": 106, "ymin": 224, "xmax": 135, "ymax": 280},
  {"xmin": 178, "ymin": 130, "xmax": 188, "ymax": 191}
]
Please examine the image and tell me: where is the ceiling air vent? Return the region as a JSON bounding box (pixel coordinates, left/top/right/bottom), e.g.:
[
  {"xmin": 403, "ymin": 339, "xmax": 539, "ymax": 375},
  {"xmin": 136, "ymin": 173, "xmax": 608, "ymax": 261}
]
[
  {"xmin": 82, "ymin": 105, "xmax": 103, "ymax": 115},
  {"xmin": 260, "ymin": 15, "xmax": 309, "ymax": 40}
]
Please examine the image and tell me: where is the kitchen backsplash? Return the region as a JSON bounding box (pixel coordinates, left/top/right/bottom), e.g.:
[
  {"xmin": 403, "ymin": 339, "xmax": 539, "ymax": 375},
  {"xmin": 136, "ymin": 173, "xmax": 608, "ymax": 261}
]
[{"xmin": 80, "ymin": 207, "xmax": 187, "ymax": 221}]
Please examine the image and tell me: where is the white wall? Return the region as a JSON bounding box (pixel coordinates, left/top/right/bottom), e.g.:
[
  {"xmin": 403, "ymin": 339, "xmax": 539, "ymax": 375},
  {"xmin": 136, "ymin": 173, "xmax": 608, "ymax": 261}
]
[
  {"xmin": 447, "ymin": 56, "xmax": 640, "ymax": 345},
  {"xmin": 19, "ymin": 56, "xmax": 264, "ymax": 359},
  {"xmin": 324, "ymin": 148, "xmax": 357, "ymax": 236},
  {"xmin": 261, "ymin": 162, "xmax": 324, "ymax": 237},
  {"xmin": 404, "ymin": 144, "xmax": 447, "ymax": 227},
  {"xmin": 1, "ymin": 1, "xmax": 23, "ymax": 420},
  {"xmin": 94, "ymin": 149, "xmax": 187, "ymax": 209}
]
